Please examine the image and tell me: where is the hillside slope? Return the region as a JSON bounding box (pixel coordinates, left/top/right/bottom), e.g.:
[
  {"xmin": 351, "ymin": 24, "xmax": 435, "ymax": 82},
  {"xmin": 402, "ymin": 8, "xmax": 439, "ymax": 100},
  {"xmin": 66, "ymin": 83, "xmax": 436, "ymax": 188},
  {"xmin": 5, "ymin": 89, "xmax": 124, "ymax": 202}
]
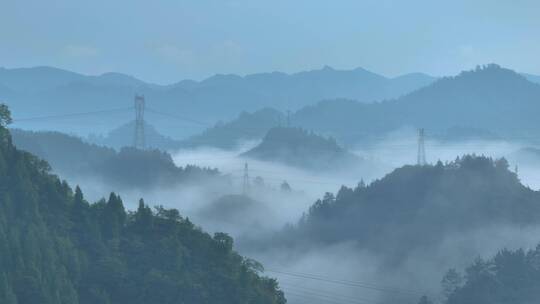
[
  {"xmin": 0, "ymin": 112, "xmax": 286, "ymax": 304},
  {"xmin": 180, "ymin": 108, "xmax": 284, "ymax": 149},
  {"xmin": 10, "ymin": 129, "xmax": 220, "ymax": 190},
  {"xmin": 278, "ymin": 156, "xmax": 540, "ymax": 263}
]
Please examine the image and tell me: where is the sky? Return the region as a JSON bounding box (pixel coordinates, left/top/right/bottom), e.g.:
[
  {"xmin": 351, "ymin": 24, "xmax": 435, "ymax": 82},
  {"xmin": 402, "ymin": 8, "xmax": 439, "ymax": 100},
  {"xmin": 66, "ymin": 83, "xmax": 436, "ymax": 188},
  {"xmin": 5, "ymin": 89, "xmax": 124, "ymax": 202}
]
[{"xmin": 1, "ymin": 0, "xmax": 539, "ymax": 84}]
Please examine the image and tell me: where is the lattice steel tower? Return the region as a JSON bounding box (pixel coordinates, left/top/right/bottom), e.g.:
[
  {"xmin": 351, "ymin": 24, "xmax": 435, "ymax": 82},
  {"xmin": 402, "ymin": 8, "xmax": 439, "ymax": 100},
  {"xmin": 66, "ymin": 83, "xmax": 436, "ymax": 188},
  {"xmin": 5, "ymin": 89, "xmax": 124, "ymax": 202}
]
[
  {"xmin": 417, "ymin": 128, "xmax": 426, "ymax": 166},
  {"xmin": 242, "ymin": 162, "xmax": 250, "ymax": 195},
  {"xmin": 133, "ymin": 94, "xmax": 146, "ymax": 149}
]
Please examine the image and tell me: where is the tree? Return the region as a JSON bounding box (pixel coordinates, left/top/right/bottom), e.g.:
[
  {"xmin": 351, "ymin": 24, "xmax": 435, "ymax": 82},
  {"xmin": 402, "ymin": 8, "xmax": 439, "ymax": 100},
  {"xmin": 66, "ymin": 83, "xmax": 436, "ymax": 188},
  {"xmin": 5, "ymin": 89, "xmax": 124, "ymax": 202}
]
[
  {"xmin": 74, "ymin": 185, "xmax": 84, "ymax": 204},
  {"xmin": 0, "ymin": 111, "xmax": 287, "ymax": 304},
  {"xmin": 441, "ymin": 268, "xmax": 463, "ymax": 299},
  {"xmin": 0, "ymin": 104, "xmax": 11, "ymax": 127},
  {"xmin": 280, "ymin": 181, "xmax": 291, "ymax": 192},
  {"xmin": 214, "ymin": 232, "xmax": 234, "ymax": 252}
]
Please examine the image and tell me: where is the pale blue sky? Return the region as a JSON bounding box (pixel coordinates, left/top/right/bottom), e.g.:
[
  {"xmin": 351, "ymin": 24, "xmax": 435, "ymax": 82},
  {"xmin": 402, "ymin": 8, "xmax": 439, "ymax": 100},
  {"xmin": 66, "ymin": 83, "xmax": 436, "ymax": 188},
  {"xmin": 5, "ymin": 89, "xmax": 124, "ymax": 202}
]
[{"xmin": 1, "ymin": 0, "xmax": 539, "ymax": 84}]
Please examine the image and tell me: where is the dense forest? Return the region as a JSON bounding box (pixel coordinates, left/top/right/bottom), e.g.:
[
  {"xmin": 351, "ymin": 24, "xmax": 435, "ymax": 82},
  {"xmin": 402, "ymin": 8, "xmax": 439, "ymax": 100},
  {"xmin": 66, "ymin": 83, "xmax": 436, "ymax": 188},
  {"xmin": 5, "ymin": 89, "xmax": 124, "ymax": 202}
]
[
  {"xmin": 436, "ymin": 245, "xmax": 540, "ymax": 304},
  {"xmin": 241, "ymin": 127, "xmax": 359, "ymax": 170},
  {"xmin": 0, "ymin": 106, "xmax": 286, "ymax": 304},
  {"xmin": 274, "ymin": 155, "xmax": 540, "ymax": 264},
  {"xmin": 10, "ymin": 129, "xmax": 222, "ymax": 189}
]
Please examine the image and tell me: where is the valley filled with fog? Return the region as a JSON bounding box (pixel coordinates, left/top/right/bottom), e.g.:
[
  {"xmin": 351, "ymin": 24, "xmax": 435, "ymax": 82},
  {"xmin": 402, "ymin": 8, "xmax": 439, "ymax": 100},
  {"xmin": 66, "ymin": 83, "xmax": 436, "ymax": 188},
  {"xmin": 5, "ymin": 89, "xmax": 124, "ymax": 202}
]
[
  {"xmin": 5, "ymin": 63, "xmax": 540, "ymax": 304},
  {"xmin": 44, "ymin": 130, "xmax": 540, "ymax": 304}
]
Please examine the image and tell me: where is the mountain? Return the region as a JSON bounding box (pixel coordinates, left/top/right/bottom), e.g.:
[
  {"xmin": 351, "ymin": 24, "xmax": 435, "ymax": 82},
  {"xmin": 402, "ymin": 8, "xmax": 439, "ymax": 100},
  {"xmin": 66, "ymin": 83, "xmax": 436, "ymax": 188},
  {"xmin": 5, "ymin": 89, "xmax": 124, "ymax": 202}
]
[
  {"xmin": 275, "ymin": 156, "xmax": 540, "ymax": 263},
  {"xmin": 435, "ymin": 126, "xmax": 501, "ymax": 142},
  {"xmin": 0, "ymin": 66, "xmax": 86, "ymax": 92},
  {"xmin": 0, "ymin": 118, "xmax": 286, "ymax": 304},
  {"xmin": 0, "ymin": 83, "xmax": 13, "ymax": 99},
  {"xmin": 523, "ymin": 72, "xmax": 540, "ymax": 85},
  {"xmin": 87, "ymin": 120, "xmax": 181, "ymax": 151},
  {"xmin": 287, "ymin": 64, "xmax": 540, "ymax": 144},
  {"xmin": 241, "ymin": 127, "xmax": 360, "ymax": 170},
  {"xmin": 0, "ymin": 65, "xmax": 434, "ymax": 138},
  {"xmin": 179, "ymin": 108, "xmax": 284, "ymax": 149},
  {"xmin": 10, "ymin": 129, "xmax": 221, "ymax": 190}
]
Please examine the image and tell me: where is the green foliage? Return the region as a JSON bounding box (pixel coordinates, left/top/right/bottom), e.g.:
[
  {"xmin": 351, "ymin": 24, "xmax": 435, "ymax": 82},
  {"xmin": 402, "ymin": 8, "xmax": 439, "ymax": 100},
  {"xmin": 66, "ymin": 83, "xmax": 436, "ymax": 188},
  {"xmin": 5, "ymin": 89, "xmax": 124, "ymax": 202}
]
[
  {"xmin": 10, "ymin": 129, "xmax": 222, "ymax": 190},
  {"xmin": 277, "ymin": 155, "xmax": 540, "ymax": 264},
  {"xmin": 0, "ymin": 104, "xmax": 11, "ymax": 127},
  {"xmin": 0, "ymin": 119, "xmax": 286, "ymax": 304},
  {"xmin": 445, "ymin": 246, "xmax": 540, "ymax": 303}
]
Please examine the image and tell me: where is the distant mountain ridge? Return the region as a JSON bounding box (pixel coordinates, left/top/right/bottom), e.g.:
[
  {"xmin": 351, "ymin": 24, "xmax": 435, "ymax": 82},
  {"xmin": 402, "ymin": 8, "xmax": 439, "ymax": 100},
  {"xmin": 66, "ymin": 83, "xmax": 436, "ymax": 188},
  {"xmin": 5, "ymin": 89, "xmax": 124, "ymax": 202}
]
[
  {"xmin": 0, "ymin": 65, "xmax": 435, "ymax": 138},
  {"xmin": 179, "ymin": 108, "xmax": 285, "ymax": 149},
  {"xmin": 292, "ymin": 64, "xmax": 540, "ymax": 143},
  {"xmin": 182, "ymin": 65, "xmax": 540, "ymax": 148}
]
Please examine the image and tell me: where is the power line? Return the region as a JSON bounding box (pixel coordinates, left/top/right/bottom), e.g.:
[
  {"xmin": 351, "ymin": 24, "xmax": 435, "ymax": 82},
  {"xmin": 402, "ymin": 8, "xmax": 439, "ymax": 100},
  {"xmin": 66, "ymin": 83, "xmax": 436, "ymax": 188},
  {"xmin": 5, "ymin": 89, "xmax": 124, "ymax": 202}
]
[
  {"xmin": 266, "ymin": 269, "xmax": 428, "ymax": 297},
  {"xmin": 133, "ymin": 95, "xmax": 146, "ymax": 149},
  {"xmin": 12, "ymin": 107, "xmax": 132, "ymax": 123},
  {"xmin": 280, "ymin": 281, "xmax": 386, "ymax": 304}
]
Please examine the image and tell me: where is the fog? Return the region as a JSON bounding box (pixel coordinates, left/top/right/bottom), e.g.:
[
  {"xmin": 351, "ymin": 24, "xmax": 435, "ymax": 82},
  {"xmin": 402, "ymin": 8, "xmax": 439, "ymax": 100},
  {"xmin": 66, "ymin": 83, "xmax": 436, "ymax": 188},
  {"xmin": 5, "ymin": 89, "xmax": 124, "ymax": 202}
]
[{"xmin": 52, "ymin": 133, "xmax": 540, "ymax": 304}]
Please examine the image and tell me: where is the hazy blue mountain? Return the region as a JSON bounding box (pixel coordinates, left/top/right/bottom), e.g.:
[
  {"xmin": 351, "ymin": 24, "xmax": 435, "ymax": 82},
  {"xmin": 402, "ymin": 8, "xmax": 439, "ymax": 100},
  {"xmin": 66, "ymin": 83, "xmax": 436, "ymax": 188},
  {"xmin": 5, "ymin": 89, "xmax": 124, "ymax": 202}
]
[
  {"xmin": 435, "ymin": 126, "xmax": 501, "ymax": 142},
  {"xmin": 88, "ymin": 120, "xmax": 182, "ymax": 151},
  {"xmin": 0, "ymin": 82, "xmax": 13, "ymax": 99},
  {"xmin": 0, "ymin": 65, "xmax": 435, "ymax": 138},
  {"xmin": 241, "ymin": 127, "xmax": 360, "ymax": 171},
  {"xmin": 179, "ymin": 108, "xmax": 284, "ymax": 149},
  {"xmin": 292, "ymin": 64, "xmax": 540, "ymax": 144},
  {"xmin": 523, "ymin": 72, "xmax": 540, "ymax": 84},
  {"xmin": 0, "ymin": 66, "xmax": 86, "ymax": 92}
]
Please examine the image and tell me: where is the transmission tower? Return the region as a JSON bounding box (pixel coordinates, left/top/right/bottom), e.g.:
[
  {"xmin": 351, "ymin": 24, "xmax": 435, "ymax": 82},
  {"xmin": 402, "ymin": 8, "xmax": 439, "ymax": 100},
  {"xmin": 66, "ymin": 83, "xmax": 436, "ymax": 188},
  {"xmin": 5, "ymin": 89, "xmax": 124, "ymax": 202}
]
[
  {"xmin": 133, "ymin": 94, "xmax": 146, "ymax": 149},
  {"xmin": 417, "ymin": 128, "xmax": 426, "ymax": 166},
  {"xmin": 286, "ymin": 110, "xmax": 291, "ymax": 127},
  {"xmin": 242, "ymin": 162, "xmax": 250, "ymax": 195}
]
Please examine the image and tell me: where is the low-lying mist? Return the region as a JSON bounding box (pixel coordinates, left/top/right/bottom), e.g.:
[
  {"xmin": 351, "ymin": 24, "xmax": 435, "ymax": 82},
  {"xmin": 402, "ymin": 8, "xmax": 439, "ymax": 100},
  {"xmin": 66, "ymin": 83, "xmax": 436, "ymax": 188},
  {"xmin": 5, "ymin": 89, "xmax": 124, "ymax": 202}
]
[{"xmin": 54, "ymin": 133, "xmax": 540, "ymax": 304}]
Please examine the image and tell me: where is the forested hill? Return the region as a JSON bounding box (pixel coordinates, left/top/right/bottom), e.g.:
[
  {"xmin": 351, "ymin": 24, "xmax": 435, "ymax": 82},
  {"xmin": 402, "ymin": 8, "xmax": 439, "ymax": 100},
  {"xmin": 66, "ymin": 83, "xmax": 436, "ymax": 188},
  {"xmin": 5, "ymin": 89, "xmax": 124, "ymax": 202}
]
[
  {"xmin": 179, "ymin": 108, "xmax": 284, "ymax": 149},
  {"xmin": 292, "ymin": 64, "xmax": 540, "ymax": 144},
  {"xmin": 278, "ymin": 156, "xmax": 540, "ymax": 262},
  {"xmin": 10, "ymin": 129, "xmax": 221, "ymax": 189},
  {"xmin": 241, "ymin": 127, "xmax": 360, "ymax": 170},
  {"xmin": 0, "ymin": 110, "xmax": 286, "ymax": 303},
  {"xmin": 436, "ymin": 245, "xmax": 540, "ymax": 304}
]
